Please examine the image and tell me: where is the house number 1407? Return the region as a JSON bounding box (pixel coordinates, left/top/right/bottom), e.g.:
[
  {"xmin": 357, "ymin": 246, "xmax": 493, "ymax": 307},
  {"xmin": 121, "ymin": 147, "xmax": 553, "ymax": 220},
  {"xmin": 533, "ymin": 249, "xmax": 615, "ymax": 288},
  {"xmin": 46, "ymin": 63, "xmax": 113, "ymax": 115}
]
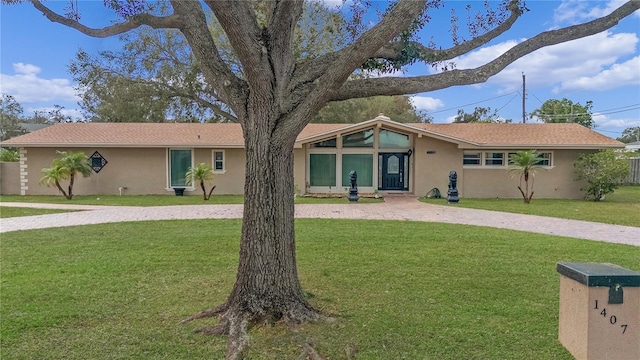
[{"xmin": 594, "ymin": 300, "xmax": 628, "ymax": 334}]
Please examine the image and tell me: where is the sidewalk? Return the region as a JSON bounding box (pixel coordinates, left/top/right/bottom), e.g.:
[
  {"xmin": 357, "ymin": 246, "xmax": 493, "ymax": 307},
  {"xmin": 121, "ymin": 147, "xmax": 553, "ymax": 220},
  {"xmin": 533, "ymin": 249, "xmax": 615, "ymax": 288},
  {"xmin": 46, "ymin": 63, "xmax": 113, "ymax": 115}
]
[{"xmin": 1, "ymin": 198, "xmax": 639, "ymax": 247}]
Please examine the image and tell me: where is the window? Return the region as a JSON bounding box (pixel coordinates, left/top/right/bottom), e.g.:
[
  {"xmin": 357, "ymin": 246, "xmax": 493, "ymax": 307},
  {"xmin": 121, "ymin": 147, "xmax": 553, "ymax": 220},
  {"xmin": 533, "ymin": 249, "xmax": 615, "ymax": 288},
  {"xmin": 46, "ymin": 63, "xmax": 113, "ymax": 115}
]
[
  {"xmin": 213, "ymin": 150, "xmax": 225, "ymax": 172},
  {"xmin": 379, "ymin": 129, "xmax": 410, "ymax": 148},
  {"xmin": 309, "ymin": 154, "xmax": 336, "ymax": 186},
  {"xmin": 342, "ymin": 154, "xmax": 373, "ymax": 187},
  {"xmin": 508, "ymin": 151, "xmax": 553, "ymax": 167},
  {"xmin": 463, "ymin": 152, "xmax": 481, "ymax": 166},
  {"xmin": 169, "ymin": 149, "xmax": 192, "ymax": 187},
  {"xmin": 536, "ymin": 152, "xmax": 552, "ymax": 166},
  {"xmin": 485, "ymin": 152, "xmax": 505, "ymax": 166},
  {"xmin": 342, "ymin": 129, "xmax": 374, "ymax": 148},
  {"xmin": 310, "ymin": 138, "xmax": 336, "ymax": 148}
]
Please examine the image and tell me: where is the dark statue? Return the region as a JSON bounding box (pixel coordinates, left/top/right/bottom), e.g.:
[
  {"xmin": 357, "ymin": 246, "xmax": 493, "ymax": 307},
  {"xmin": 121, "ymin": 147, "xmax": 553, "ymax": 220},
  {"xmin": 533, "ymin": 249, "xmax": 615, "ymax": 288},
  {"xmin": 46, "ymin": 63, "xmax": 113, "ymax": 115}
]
[
  {"xmin": 348, "ymin": 170, "xmax": 359, "ymax": 202},
  {"xmin": 447, "ymin": 170, "xmax": 459, "ymax": 204}
]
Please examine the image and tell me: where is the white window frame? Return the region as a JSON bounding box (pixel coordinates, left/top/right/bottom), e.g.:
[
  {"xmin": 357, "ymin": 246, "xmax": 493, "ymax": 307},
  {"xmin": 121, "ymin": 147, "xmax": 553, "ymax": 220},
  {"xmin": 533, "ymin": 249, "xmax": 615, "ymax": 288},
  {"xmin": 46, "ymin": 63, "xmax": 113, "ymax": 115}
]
[
  {"xmin": 507, "ymin": 151, "xmax": 554, "ymax": 168},
  {"xmin": 463, "ymin": 151, "xmax": 482, "ymax": 166},
  {"xmin": 464, "ymin": 151, "xmax": 556, "ymax": 169},
  {"xmin": 484, "ymin": 152, "xmax": 505, "ymax": 166},
  {"xmin": 212, "ymin": 150, "xmax": 226, "ymax": 174}
]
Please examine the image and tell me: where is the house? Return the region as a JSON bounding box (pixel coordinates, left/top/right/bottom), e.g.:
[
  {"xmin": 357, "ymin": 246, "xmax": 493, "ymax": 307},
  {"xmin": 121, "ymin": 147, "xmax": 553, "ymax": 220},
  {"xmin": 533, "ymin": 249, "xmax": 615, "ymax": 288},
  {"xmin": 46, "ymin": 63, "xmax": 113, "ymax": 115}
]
[
  {"xmin": 0, "ymin": 115, "xmax": 624, "ymax": 199},
  {"xmin": 625, "ymin": 140, "xmax": 640, "ymax": 154}
]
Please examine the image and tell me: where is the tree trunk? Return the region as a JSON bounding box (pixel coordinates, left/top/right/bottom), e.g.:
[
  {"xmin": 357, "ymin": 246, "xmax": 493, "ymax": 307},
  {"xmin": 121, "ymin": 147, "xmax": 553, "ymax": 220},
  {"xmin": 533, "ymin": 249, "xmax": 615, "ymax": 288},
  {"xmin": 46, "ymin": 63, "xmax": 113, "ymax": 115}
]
[
  {"xmin": 67, "ymin": 173, "xmax": 75, "ymax": 200},
  {"xmin": 227, "ymin": 128, "xmax": 315, "ymax": 321},
  {"xmin": 182, "ymin": 110, "xmax": 320, "ymax": 358}
]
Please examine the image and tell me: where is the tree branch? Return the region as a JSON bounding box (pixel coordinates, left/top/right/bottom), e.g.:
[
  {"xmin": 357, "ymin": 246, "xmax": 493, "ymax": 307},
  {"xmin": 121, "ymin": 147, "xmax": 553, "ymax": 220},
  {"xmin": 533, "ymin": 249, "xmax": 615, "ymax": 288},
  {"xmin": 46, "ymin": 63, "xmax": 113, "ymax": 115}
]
[
  {"xmin": 333, "ymin": 0, "xmax": 640, "ymax": 100},
  {"xmin": 281, "ymin": 0, "xmax": 428, "ymax": 139},
  {"xmin": 266, "ymin": 0, "xmax": 304, "ymax": 101},
  {"xmin": 30, "ymin": 0, "xmax": 181, "ymax": 37},
  {"xmin": 169, "ymin": 0, "xmax": 246, "ymax": 119},
  {"xmin": 204, "ymin": 0, "xmax": 268, "ymax": 87},
  {"xmin": 375, "ymin": 0, "xmax": 525, "ymax": 64}
]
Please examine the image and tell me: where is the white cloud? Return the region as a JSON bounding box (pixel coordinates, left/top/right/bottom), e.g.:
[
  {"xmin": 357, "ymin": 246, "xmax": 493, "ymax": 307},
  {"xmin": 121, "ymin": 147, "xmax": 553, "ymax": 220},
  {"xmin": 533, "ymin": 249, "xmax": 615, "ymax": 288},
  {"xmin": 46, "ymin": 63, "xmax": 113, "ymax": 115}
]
[
  {"xmin": 0, "ymin": 63, "xmax": 78, "ymax": 104},
  {"xmin": 320, "ymin": 0, "xmax": 345, "ymax": 9},
  {"xmin": 557, "ymin": 56, "xmax": 640, "ymax": 92},
  {"xmin": 410, "ymin": 96, "xmax": 444, "ymax": 111},
  {"xmin": 554, "ymin": 0, "xmax": 640, "ymax": 26},
  {"xmin": 13, "ymin": 62, "xmax": 41, "ymax": 75},
  {"xmin": 443, "ymin": 31, "xmax": 638, "ymax": 93}
]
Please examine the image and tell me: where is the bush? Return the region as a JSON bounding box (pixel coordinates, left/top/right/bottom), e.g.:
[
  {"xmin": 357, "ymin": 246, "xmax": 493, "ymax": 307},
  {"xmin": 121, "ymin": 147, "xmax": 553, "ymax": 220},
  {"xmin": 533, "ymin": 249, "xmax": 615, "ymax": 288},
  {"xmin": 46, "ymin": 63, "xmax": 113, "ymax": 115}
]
[
  {"xmin": 0, "ymin": 148, "xmax": 19, "ymax": 162},
  {"xmin": 574, "ymin": 149, "xmax": 630, "ymax": 201}
]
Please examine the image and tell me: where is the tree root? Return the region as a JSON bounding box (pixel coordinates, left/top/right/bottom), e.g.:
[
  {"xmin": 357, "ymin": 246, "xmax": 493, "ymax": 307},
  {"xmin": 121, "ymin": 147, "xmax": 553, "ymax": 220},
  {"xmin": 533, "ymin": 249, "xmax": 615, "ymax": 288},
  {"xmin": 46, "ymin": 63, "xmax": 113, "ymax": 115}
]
[
  {"xmin": 179, "ymin": 302, "xmax": 228, "ymax": 324},
  {"xmin": 183, "ymin": 300, "xmax": 330, "ymax": 360},
  {"xmin": 298, "ymin": 341, "xmax": 327, "ymax": 360}
]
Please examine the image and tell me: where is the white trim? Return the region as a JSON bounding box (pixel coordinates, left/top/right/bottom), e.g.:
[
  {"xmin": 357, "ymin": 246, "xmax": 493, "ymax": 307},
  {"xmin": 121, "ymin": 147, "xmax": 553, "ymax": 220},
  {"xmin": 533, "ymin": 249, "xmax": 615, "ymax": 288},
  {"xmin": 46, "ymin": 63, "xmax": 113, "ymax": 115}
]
[
  {"xmin": 212, "ymin": 149, "xmax": 226, "ymax": 174},
  {"xmin": 463, "ymin": 150, "xmax": 555, "ymax": 169}
]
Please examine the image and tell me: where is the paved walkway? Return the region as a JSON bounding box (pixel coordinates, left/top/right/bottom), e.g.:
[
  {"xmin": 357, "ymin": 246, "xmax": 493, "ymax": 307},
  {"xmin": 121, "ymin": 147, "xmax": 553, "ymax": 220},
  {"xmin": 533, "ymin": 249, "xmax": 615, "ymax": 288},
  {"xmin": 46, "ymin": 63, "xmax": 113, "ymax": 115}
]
[{"xmin": 1, "ymin": 197, "xmax": 639, "ymax": 247}]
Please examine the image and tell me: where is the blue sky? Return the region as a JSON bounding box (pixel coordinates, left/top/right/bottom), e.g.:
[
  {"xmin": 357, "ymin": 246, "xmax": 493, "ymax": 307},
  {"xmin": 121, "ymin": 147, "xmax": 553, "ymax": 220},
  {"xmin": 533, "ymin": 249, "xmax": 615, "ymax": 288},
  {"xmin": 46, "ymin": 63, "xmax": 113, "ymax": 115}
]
[{"xmin": 1, "ymin": 0, "xmax": 639, "ymax": 139}]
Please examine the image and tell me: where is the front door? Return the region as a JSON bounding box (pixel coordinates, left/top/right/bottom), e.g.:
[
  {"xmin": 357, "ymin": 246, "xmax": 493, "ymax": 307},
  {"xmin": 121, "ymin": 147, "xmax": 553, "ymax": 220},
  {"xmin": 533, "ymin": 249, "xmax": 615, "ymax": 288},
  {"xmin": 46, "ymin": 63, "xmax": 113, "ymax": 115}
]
[{"xmin": 379, "ymin": 153, "xmax": 408, "ymax": 190}]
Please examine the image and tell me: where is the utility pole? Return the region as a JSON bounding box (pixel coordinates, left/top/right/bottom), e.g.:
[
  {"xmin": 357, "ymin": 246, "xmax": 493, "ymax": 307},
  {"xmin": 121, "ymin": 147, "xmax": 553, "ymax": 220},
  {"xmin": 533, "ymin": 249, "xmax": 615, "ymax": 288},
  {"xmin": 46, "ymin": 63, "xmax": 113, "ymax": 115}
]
[{"xmin": 522, "ymin": 72, "xmax": 526, "ymax": 123}]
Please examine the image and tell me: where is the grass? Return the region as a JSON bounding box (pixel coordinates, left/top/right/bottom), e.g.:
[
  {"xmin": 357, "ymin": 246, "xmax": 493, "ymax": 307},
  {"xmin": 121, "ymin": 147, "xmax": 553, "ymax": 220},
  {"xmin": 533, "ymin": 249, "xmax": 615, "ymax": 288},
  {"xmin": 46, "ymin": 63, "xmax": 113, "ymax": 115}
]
[
  {"xmin": 0, "ymin": 194, "xmax": 246, "ymax": 206},
  {"xmin": 0, "ymin": 207, "xmax": 76, "ymax": 218},
  {"xmin": 2, "ymin": 219, "xmax": 639, "ymax": 359},
  {"xmin": 0, "ymin": 194, "xmax": 382, "ymax": 206},
  {"xmin": 422, "ymin": 185, "xmax": 640, "ymax": 227}
]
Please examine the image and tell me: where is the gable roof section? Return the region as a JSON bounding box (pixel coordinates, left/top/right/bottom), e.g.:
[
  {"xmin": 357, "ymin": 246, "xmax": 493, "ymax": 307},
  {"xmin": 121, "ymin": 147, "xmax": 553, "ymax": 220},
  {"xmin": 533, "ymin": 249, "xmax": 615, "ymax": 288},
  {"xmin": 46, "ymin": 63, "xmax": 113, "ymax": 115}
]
[{"xmin": 1, "ymin": 119, "xmax": 623, "ymax": 149}]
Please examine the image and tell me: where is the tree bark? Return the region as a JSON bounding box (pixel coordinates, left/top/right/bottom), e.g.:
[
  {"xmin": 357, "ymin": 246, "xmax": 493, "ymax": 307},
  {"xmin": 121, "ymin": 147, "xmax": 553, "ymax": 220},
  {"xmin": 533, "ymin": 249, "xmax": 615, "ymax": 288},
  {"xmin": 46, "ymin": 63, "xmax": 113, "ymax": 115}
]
[{"xmin": 226, "ymin": 123, "xmax": 316, "ymax": 322}]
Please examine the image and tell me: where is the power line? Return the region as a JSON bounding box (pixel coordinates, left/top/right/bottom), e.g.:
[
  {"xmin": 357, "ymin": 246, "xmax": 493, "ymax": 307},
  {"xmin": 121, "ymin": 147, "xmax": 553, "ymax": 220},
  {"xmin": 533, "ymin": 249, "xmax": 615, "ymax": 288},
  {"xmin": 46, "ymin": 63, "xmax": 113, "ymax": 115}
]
[
  {"xmin": 529, "ymin": 105, "xmax": 640, "ymax": 119},
  {"xmin": 425, "ymin": 91, "xmax": 519, "ymax": 115}
]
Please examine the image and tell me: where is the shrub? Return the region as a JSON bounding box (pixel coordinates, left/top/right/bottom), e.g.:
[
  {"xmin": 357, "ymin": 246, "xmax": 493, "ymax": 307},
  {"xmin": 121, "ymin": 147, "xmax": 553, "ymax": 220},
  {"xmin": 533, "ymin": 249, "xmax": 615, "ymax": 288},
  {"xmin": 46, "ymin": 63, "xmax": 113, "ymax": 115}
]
[
  {"xmin": 574, "ymin": 149, "xmax": 630, "ymax": 201},
  {"xmin": 0, "ymin": 148, "xmax": 19, "ymax": 162}
]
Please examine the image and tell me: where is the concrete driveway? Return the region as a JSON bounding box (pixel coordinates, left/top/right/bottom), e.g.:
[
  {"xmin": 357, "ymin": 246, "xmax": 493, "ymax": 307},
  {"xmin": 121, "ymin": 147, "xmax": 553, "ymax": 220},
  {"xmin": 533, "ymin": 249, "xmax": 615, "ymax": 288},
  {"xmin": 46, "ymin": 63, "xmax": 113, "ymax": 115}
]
[{"xmin": 1, "ymin": 197, "xmax": 638, "ymax": 247}]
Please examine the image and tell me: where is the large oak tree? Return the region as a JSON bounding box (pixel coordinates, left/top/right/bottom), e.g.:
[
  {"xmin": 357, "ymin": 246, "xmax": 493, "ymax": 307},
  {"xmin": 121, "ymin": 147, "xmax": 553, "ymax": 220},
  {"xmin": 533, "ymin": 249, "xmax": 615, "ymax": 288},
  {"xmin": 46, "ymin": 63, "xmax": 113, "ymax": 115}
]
[{"xmin": 8, "ymin": 0, "xmax": 639, "ymax": 358}]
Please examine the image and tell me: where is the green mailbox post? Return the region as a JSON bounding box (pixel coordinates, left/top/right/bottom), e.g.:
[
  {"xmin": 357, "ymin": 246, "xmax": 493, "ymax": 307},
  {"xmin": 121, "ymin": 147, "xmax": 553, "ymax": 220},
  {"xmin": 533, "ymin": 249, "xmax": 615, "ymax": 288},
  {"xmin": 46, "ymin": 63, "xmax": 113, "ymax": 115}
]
[{"xmin": 557, "ymin": 262, "xmax": 640, "ymax": 360}]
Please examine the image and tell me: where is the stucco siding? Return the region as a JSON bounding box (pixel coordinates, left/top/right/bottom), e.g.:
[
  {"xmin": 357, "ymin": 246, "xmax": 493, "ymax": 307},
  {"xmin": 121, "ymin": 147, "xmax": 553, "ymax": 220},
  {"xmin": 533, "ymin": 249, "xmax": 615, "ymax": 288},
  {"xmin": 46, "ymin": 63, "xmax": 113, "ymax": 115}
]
[
  {"xmin": 21, "ymin": 147, "xmax": 248, "ymax": 196},
  {"xmin": 0, "ymin": 162, "xmax": 21, "ymax": 195},
  {"xmin": 460, "ymin": 149, "xmax": 594, "ymax": 199},
  {"xmin": 195, "ymin": 148, "xmax": 246, "ymax": 195},
  {"xmin": 293, "ymin": 148, "xmax": 306, "ymax": 194},
  {"xmin": 413, "ymin": 136, "xmax": 463, "ymax": 197}
]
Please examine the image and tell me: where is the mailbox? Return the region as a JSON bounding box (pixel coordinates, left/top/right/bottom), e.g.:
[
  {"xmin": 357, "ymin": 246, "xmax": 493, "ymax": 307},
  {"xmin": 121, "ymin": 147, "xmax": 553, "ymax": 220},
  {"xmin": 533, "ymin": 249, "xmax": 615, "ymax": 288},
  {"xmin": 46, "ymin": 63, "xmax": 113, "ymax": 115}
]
[{"xmin": 557, "ymin": 262, "xmax": 640, "ymax": 360}]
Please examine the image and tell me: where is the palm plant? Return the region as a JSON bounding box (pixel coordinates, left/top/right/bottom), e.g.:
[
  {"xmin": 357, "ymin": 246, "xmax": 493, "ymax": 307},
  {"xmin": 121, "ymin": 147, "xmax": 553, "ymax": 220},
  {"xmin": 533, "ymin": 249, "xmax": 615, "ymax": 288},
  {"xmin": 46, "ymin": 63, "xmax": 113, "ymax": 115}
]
[
  {"xmin": 40, "ymin": 151, "xmax": 92, "ymax": 200},
  {"xmin": 508, "ymin": 150, "xmax": 545, "ymax": 204},
  {"xmin": 185, "ymin": 163, "xmax": 216, "ymax": 200}
]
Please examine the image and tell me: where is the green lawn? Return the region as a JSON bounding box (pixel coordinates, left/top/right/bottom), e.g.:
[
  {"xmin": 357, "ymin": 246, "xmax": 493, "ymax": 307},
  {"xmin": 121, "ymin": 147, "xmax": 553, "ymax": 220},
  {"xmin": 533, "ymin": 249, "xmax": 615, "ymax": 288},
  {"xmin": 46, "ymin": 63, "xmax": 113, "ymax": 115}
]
[
  {"xmin": 2, "ymin": 219, "xmax": 638, "ymax": 359},
  {"xmin": 0, "ymin": 207, "xmax": 76, "ymax": 218},
  {"xmin": 0, "ymin": 194, "xmax": 382, "ymax": 207},
  {"xmin": 422, "ymin": 186, "xmax": 640, "ymax": 227},
  {"xmin": 0, "ymin": 194, "xmax": 246, "ymax": 206}
]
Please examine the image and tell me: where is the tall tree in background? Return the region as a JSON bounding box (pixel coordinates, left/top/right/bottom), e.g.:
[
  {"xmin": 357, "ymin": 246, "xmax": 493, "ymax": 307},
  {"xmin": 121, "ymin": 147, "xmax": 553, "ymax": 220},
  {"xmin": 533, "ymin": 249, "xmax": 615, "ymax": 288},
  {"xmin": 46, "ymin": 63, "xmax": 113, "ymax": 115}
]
[
  {"xmin": 617, "ymin": 126, "xmax": 640, "ymax": 143},
  {"xmin": 453, "ymin": 106, "xmax": 502, "ymax": 123},
  {"xmin": 313, "ymin": 95, "xmax": 431, "ymax": 123},
  {"xmin": 0, "ymin": 93, "xmax": 27, "ymax": 141},
  {"xmin": 530, "ymin": 98, "xmax": 595, "ymax": 128},
  {"xmin": 9, "ymin": 0, "xmax": 639, "ymax": 357}
]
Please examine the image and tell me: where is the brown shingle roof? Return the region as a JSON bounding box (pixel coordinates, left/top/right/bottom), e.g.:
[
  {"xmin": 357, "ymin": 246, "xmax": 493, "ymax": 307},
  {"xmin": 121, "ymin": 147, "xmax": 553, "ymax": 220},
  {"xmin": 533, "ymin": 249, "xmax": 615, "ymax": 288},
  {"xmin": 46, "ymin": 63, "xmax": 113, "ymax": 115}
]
[
  {"xmin": 2, "ymin": 123, "xmax": 245, "ymax": 148},
  {"xmin": 409, "ymin": 123, "xmax": 623, "ymax": 148},
  {"xmin": 1, "ymin": 121, "xmax": 623, "ymax": 149}
]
